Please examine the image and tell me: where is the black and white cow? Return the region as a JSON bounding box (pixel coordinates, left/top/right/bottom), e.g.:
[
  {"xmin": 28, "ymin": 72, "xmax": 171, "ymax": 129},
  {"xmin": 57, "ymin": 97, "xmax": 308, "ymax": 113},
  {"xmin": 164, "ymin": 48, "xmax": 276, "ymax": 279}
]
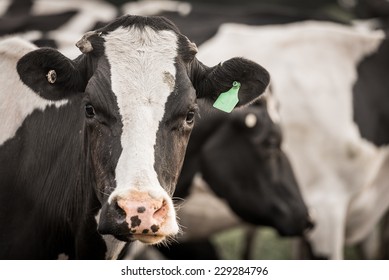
[
  {"xmin": 156, "ymin": 96, "xmax": 313, "ymax": 259},
  {"xmin": 0, "ymin": 14, "xmax": 270, "ymax": 259},
  {"xmin": 195, "ymin": 20, "xmax": 389, "ymax": 259},
  {"xmin": 8, "ymin": 0, "xmax": 387, "ymax": 260}
]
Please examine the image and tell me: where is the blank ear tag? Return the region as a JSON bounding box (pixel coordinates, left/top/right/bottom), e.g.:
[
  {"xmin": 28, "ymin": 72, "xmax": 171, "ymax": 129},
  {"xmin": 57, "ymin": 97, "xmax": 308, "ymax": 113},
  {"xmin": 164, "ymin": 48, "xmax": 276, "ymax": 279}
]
[{"xmin": 213, "ymin": 81, "xmax": 241, "ymax": 113}]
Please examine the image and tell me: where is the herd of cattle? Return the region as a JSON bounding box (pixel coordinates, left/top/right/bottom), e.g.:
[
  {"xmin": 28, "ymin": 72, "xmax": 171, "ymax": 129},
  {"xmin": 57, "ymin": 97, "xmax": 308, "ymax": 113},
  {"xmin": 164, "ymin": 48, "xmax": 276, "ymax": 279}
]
[{"xmin": 0, "ymin": 0, "xmax": 389, "ymax": 260}]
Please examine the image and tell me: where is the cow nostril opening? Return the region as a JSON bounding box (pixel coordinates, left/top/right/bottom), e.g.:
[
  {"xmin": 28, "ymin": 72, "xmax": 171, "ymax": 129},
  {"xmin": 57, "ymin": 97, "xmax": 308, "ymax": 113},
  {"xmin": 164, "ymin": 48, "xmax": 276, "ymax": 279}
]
[
  {"xmin": 153, "ymin": 199, "xmax": 168, "ymax": 219},
  {"xmin": 114, "ymin": 201, "xmax": 126, "ymax": 220}
]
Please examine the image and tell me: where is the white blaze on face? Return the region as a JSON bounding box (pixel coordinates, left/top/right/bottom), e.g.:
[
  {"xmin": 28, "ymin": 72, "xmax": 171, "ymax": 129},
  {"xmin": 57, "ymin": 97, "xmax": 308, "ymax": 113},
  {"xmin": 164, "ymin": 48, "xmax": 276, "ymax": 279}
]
[
  {"xmin": 104, "ymin": 26, "xmax": 177, "ymax": 204},
  {"xmin": 0, "ymin": 37, "xmax": 68, "ymax": 146}
]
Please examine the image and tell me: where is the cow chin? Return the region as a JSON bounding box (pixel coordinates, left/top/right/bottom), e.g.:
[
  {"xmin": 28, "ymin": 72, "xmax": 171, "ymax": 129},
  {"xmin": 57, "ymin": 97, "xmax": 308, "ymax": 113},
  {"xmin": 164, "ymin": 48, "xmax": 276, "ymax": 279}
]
[
  {"xmin": 112, "ymin": 230, "xmax": 176, "ymax": 245},
  {"xmin": 132, "ymin": 234, "xmax": 167, "ymax": 244}
]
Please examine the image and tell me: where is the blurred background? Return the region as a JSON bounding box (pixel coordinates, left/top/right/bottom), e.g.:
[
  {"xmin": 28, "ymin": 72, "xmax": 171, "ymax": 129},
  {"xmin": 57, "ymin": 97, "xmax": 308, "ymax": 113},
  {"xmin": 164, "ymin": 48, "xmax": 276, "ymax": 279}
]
[{"xmin": 1, "ymin": 0, "xmax": 389, "ymax": 260}]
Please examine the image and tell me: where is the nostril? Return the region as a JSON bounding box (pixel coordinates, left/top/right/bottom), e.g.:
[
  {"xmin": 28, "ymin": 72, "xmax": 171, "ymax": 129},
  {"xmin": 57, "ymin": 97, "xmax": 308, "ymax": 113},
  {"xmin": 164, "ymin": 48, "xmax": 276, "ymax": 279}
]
[
  {"xmin": 114, "ymin": 201, "xmax": 126, "ymax": 221},
  {"xmin": 153, "ymin": 199, "xmax": 168, "ymax": 220}
]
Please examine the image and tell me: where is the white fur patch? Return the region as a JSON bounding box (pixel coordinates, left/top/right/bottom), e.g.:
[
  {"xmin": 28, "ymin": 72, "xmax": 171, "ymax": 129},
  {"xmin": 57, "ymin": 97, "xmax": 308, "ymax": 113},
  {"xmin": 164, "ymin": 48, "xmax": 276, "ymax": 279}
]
[
  {"xmin": 0, "ymin": 0, "xmax": 10, "ymax": 16},
  {"xmin": 0, "ymin": 37, "xmax": 68, "ymax": 146},
  {"xmin": 104, "ymin": 26, "xmax": 178, "ymax": 233},
  {"xmin": 245, "ymin": 113, "xmax": 257, "ymax": 128},
  {"xmin": 102, "ymin": 235, "xmax": 127, "ymax": 260}
]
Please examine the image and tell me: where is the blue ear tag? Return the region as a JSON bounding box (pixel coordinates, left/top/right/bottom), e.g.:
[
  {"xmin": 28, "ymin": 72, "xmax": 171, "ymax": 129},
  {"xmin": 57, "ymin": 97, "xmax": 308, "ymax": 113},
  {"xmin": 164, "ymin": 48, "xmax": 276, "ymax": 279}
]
[{"xmin": 213, "ymin": 81, "xmax": 241, "ymax": 113}]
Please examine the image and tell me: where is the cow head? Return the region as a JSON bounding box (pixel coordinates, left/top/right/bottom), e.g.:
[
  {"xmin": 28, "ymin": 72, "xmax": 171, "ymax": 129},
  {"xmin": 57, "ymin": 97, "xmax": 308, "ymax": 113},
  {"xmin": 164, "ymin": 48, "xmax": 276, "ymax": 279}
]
[
  {"xmin": 197, "ymin": 96, "xmax": 313, "ymax": 236},
  {"xmin": 16, "ymin": 15, "xmax": 270, "ymax": 244}
]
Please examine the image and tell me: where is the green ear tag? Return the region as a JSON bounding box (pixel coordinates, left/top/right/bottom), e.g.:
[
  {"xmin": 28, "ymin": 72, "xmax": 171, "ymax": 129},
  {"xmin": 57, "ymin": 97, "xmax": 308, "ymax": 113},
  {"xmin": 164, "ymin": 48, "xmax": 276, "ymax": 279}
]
[{"xmin": 213, "ymin": 81, "xmax": 241, "ymax": 113}]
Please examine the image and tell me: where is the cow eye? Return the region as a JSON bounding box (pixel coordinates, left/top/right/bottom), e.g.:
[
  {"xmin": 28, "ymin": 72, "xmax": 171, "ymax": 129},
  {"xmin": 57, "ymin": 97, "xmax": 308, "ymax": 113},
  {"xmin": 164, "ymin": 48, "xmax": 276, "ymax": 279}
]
[
  {"xmin": 186, "ymin": 110, "xmax": 195, "ymax": 125},
  {"xmin": 85, "ymin": 104, "xmax": 95, "ymax": 118}
]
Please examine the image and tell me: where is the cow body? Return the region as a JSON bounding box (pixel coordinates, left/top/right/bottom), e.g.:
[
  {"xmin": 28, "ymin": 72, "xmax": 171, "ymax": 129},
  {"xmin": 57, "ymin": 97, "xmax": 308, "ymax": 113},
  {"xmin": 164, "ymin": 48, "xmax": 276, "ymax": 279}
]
[
  {"xmin": 195, "ymin": 20, "xmax": 389, "ymax": 259},
  {"xmin": 0, "ymin": 38, "xmax": 88, "ymax": 259},
  {"xmin": 0, "ymin": 15, "xmax": 269, "ymax": 259}
]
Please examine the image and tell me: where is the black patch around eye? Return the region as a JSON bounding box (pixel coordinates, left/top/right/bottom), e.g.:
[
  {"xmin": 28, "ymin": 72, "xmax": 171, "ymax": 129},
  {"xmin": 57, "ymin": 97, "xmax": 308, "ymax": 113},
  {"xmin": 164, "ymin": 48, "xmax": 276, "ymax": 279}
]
[{"xmin": 85, "ymin": 104, "xmax": 95, "ymax": 118}]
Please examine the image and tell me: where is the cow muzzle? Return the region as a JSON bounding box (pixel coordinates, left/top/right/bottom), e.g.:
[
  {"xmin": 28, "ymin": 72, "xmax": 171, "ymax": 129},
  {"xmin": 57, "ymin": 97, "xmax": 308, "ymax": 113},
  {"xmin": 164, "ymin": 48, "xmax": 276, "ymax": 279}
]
[{"xmin": 98, "ymin": 190, "xmax": 179, "ymax": 244}]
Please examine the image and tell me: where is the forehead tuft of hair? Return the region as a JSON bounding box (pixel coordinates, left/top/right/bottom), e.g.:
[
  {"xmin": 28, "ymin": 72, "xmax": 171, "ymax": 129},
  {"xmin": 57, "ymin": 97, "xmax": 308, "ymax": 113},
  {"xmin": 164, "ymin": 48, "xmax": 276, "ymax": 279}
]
[
  {"xmin": 97, "ymin": 15, "xmax": 181, "ymax": 35},
  {"xmin": 95, "ymin": 15, "xmax": 196, "ymax": 63}
]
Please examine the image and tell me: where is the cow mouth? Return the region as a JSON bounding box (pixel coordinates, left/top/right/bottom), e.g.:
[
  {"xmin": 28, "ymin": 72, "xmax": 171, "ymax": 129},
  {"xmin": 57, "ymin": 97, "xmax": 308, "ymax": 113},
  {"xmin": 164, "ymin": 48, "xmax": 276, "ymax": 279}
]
[{"xmin": 114, "ymin": 233, "xmax": 166, "ymax": 244}]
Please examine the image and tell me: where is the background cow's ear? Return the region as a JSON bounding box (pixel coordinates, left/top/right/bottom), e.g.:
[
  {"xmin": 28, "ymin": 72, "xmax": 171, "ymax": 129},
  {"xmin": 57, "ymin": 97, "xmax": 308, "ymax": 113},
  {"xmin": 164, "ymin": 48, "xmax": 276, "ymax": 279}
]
[
  {"xmin": 190, "ymin": 57, "xmax": 270, "ymax": 107},
  {"xmin": 17, "ymin": 48, "xmax": 84, "ymax": 100}
]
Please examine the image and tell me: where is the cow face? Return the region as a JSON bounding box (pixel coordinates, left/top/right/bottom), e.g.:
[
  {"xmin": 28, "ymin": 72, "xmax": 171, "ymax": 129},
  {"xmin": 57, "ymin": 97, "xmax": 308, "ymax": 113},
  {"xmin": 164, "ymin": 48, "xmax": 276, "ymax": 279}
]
[
  {"xmin": 199, "ymin": 98, "xmax": 313, "ymax": 236},
  {"xmin": 16, "ymin": 15, "xmax": 270, "ymax": 245}
]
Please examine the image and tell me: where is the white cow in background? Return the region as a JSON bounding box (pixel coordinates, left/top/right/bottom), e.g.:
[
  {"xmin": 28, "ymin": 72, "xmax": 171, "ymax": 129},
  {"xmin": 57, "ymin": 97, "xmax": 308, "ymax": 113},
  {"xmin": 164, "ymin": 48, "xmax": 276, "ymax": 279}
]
[{"xmin": 197, "ymin": 21, "xmax": 389, "ymax": 259}]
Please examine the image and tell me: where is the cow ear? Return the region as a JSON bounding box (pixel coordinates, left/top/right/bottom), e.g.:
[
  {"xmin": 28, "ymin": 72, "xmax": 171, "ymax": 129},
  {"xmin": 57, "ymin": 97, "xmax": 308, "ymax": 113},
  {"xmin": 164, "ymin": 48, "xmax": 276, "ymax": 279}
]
[
  {"xmin": 17, "ymin": 48, "xmax": 84, "ymax": 100},
  {"xmin": 190, "ymin": 57, "xmax": 270, "ymax": 109}
]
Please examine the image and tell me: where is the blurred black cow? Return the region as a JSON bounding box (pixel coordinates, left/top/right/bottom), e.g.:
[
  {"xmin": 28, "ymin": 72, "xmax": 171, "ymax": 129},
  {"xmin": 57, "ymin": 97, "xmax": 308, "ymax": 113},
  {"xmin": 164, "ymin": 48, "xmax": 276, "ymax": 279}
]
[{"xmin": 157, "ymin": 95, "xmax": 313, "ymax": 260}]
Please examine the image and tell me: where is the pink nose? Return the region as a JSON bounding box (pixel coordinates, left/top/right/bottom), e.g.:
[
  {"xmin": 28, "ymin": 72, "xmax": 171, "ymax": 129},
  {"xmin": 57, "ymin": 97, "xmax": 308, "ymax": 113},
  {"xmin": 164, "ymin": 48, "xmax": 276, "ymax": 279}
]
[
  {"xmin": 98, "ymin": 190, "xmax": 178, "ymax": 244},
  {"xmin": 116, "ymin": 192, "xmax": 169, "ymax": 236}
]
